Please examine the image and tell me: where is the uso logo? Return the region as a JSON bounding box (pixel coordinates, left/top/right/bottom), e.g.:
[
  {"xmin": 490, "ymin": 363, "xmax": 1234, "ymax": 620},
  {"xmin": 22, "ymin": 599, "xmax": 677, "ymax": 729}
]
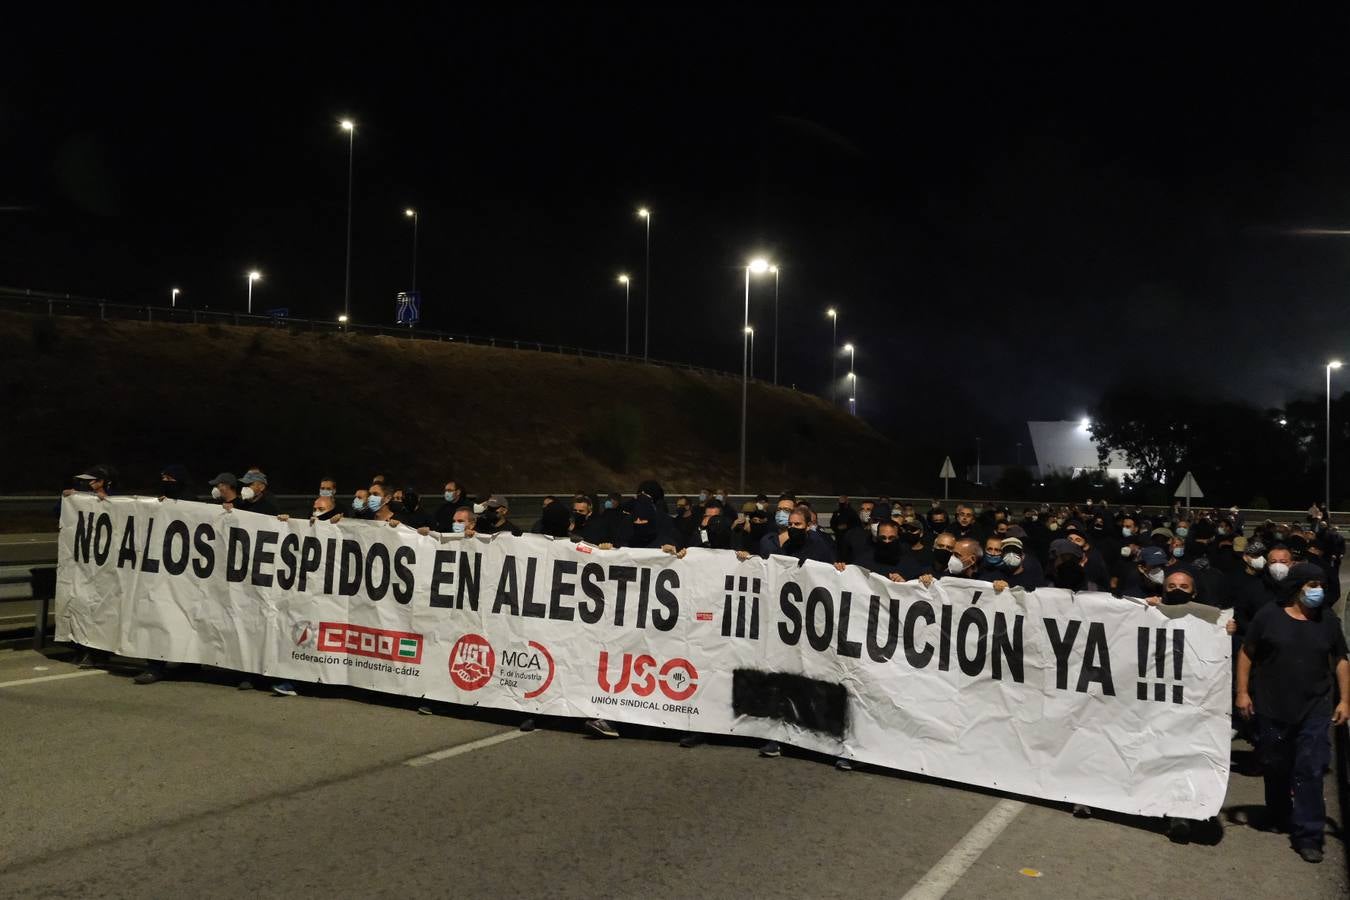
[
  {"xmin": 448, "ymin": 634, "xmax": 495, "ymax": 690},
  {"xmin": 596, "ymin": 652, "xmax": 698, "ymax": 701}
]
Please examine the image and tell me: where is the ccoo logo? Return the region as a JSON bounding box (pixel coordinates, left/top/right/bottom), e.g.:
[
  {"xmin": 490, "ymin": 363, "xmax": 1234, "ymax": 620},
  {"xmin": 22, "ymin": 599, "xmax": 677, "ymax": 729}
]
[
  {"xmin": 292, "ymin": 621, "xmax": 317, "ymax": 649},
  {"xmin": 596, "ymin": 652, "xmax": 698, "ymax": 701},
  {"xmin": 449, "ymin": 633, "xmax": 495, "ymax": 691}
]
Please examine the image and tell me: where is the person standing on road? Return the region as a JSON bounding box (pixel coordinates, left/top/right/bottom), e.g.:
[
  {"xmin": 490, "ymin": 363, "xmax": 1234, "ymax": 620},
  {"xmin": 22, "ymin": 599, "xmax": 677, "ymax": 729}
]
[
  {"xmin": 1236, "ymin": 561, "xmax": 1350, "ymax": 864},
  {"xmin": 208, "ymin": 472, "xmax": 240, "ymax": 508},
  {"xmin": 235, "ymin": 471, "xmax": 279, "ymax": 516}
]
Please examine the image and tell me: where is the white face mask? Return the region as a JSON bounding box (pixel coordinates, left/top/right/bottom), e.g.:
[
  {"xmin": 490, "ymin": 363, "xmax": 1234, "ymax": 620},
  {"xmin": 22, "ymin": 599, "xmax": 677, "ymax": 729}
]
[
  {"xmin": 1003, "ymin": 552, "xmax": 1023, "ymax": 569},
  {"xmin": 1120, "ymin": 546, "xmax": 1133, "ymax": 558},
  {"xmin": 211, "ymin": 486, "xmax": 223, "ymax": 500},
  {"xmin": 869, "ymin": 522, "xmax": 879, "ymax": 537},
  {"xmin": 947, "ymin": 554, "xmax": 967, "ymax": 575},
  {"xmin": 1268, "ymin": 562, "xmax": 1290, "ymax": 581},
  {"xmin": 472, "ymin": 502, "xmax": 487, "ymax": 515},
  {"xmin": 1248, "ymin": 556, "xmax": 1266, "ymax": 571},
  {"xmin": 1145, "ymin": 567, "xmax": 1166, "ymax": 585},
  {"xmin": 240, "ymin": 486, "xmax": 256, "ymax": 501}
]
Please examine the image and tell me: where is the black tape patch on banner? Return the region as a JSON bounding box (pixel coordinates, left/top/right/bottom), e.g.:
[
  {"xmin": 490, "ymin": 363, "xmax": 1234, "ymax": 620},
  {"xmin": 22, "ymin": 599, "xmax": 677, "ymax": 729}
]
[{"xmin": 731, "ymin": 669, "xmax": 848, "ymax": 739}]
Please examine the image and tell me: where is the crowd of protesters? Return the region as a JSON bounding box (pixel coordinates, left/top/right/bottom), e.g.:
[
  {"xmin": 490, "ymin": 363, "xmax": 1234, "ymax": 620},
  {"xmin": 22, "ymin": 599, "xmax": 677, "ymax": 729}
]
[{"xmin": 63, "ymin": 464, "xmax": 1349, "ymax": 861}]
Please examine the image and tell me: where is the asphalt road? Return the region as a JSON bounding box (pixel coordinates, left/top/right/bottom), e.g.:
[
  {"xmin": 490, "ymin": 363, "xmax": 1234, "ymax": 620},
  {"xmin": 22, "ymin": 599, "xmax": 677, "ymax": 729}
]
[{"xmin": 0, "ymin": 650, "xmax": 1345, "ymax": 899}]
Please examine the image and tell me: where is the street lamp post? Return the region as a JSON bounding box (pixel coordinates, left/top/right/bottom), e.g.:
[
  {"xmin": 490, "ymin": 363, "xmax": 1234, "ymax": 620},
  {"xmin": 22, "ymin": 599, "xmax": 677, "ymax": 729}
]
[
  {"xmin": 638, "ymin": 208, "xmax": 651, "ymax": 361},
  {"xmin": 404, "ymin": 208, "xmax": 419, "ymax": 292},
  {"xmin": 770, "ymin": 266, "xmax": 780, "ymax": 385},
  {"xmin": 171, "ymin": 288, "xmax": 180, "ymax": 308},
  {"xmin": 844, "ymin": 343, "xmax": 856, "ymax": 416},
  {"xmin": 1328, "ymin": 360, "xmax": 1343, "ymax": 515},
  {"xmin": 741, "ymin": 258, "xmax": 771, "ymax": 492},
  {"xmin": 341, "ymin": 119, "xmax": 355, "ymax": 323},
  {"xmin": 827, "ymin": 308, "xmax": 838, "ymax": 405},
  {"xmin": 746, "ymin": 326, "xmax": 755, "ymax": 379},
  {"xmin": 618, "ymin": 274, "xmax": 631, "ymax": 355},
  {"xmin": 247, "ymin": 271, "xmax": 261, "ymax": 314}
]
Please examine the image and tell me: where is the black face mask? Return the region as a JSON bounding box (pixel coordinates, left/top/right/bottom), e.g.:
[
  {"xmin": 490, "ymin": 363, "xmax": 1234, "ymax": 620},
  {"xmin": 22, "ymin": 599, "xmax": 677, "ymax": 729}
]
[
  {"xmin": 160, "ymin": 481, "xmax": 181, "ymax": 498},
  {"xmin": 572, "ymin": 512, "xmax": 589, "ymax": 527},
  {"xmin": 932, "ymin": 548, "xmax": 953, "ymax": 570},
  {"xmin": 784, "ymin": 527, "xmax": 807, "ymax": 549},
  {"xmin": 1054, "ymin": 564, "xmax": 1087, "ymax": 590},
  {"xmin": 1163, "ymin": 588, "xmax": 1193, "ymax": 605},
  {"xmin": 901, "ymin": 529, "xmax": 922, "ymax": 545},
  {"xmin": 874, "ymin": 541, "xmax": 902, "ymax": 564},
  {"xmin": 633, "ymin": 522, "xmax": 657, "ymax": 543},
  {"xmin": 389, "ymin": 501, "xmax": 407, "ymax": 515}
]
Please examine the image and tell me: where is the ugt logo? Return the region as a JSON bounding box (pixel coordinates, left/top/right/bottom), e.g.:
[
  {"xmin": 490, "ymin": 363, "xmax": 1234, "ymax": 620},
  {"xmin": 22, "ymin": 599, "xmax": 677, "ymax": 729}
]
[
  {"xmin": 596, "ymin": 651, "xmax": 698, "ymax": 701},
  {"xmin": 449, "ymin": 633, "xmax": 495, "ymax": 691}
]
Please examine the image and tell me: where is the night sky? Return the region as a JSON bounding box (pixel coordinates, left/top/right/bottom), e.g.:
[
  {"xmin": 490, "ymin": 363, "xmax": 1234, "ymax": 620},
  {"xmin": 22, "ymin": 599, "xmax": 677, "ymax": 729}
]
[{"xmin": 6, "ymin": 6, "xmax": 1350, "ymax": 460}]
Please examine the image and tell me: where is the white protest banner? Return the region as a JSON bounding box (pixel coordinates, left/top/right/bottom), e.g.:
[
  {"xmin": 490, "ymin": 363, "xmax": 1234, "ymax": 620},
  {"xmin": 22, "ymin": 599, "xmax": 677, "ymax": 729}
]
[{"xmin": 57, "ymin": 495, "xmax": 1232, "ymax": 818}]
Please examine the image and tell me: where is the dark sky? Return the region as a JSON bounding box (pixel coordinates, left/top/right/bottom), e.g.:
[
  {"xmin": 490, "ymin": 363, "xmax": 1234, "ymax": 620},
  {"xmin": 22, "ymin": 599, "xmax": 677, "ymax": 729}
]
[{"xmin": 6, "ymin": 6, "xmax": 1350, "ymax": 460}]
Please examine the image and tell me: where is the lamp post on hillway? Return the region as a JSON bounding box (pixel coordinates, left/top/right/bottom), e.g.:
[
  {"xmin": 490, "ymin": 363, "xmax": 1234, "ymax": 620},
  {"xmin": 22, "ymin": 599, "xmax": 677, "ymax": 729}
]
[
  {"xmin": 618, "ymin": 274, "xmax": 631, "ymax": 356},
  {"xmin": 746, "ymin": 326, "xmax": 755, "ymax": 379},
  {"xmin": 246, "ymin": 271, "xmax": 261, "ymax": 314},
  {"xmin": 741, "ymin": 258, "xmax": 772, "ymax": 493},
  {"xmin": 1327, "ymin": 360, "xmax": 1342, "ymax": 515},
  {"xmin": 827, "ymin": 307, "xmax": 838, "ymax": 406}
]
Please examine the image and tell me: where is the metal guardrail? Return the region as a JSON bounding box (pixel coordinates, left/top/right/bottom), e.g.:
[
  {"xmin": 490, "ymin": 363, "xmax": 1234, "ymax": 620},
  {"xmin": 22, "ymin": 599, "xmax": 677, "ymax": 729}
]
[{"xmin": 0, "ymin": 286, "xmax": 752, "ymax": 382}]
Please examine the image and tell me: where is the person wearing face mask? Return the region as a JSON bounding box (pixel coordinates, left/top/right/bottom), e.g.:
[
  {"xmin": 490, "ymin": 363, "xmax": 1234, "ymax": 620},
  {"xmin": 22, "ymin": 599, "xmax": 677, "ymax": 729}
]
[
  {"xmin": 951, "ymin": 505, "xmax": 986, "ymax": 543},
  {"xmin": 827, "ymin": 503, "xmax": 867, "ymax": 564},
  {"xmin": 992, "ymin": 537, "xmax": 1045, "ymax": 589},
  {"xmin": 1063, "ymin": 525, "xmax": 1110, "ymax": 591},
  {"xmin": 690, "ymin": 498, "xmax": 734, "ymax": 550},
  {"xmin": 156, "ymin": 464, "xmax": 195, "ymax": 503},
  {"xmin": 570, "ymin": 494, "xmax": 613, "ymax": 545},
  {"xmin": 448, "ymin": 506, "xmax": 477, "ymax": 537},
  {"xmin": 614, "ymin": 497, "xmax": 684, "ymax": 553},
  {"xmin": 732, "ymin": 500, "xmax": 771, "ymax": 552},
  {"xmin": 477, "ymin": 495, "xmax": 521, "ymax": 536},
  {"xmin": 1116, "ymin": 546, "xmax": 1168, "ymax": 600},
  {"xmin": 741, "ymin": 507, "xmax": 834, "ymax": 564},
  {"xmin": 926, "ymin": 505, "xmax": 949, "ymax": 535},
  {"xmin": 845, "ymin": 519, "xmax": 908, "ymax": 582},
  {"xmin": 925, "ymin": 532, "xmax": 959, "ymax": 580},
  {"xmin": 233, "ymin": 471, "xmax": 278, "ymax": 516},
  {"xmin": 976, "ymin": 535, "xmax": 1005, "ymax": 580},
  {"xmin": 433, "ymin": 480, "xmax": 473, "ymax": 532},
  {"xmin": 350, "ymin": 487, "xmax": 375, "ymax": 520},
  {"xmin": 1044, "ymin": 538, "xmax": 1095, "ymax": 591},
  {"xmin": 387, "ymin": 488, "xmax": 431, "ymax": 529},
  {"xmin": 532, "ymin": 500, "xmax": 573, "ymax": 538},
  {"xmin": 64, "ymin": 464, "xmax": 117, "ymax": 501},
  {"xmin": 207, "ymin": 472, "xmax": 241, "ymax": 509},
  {"xmin": 918, "ymin": 537, "xmax": 981, "ymax": 586},
  {"xmin": 829, "ymin": 496, "xmax": 854, "ymax": 533},
  {"xmin": 1236, "ymin": 562, "xmax": 1350, "ymax": 864},
  {"xmin": 317, "ymin": 477, "xmax": 338, "ymax": 502},
  {"xmin": 310, "ymin": 495, "xmax": 341, "ymax": 521}
]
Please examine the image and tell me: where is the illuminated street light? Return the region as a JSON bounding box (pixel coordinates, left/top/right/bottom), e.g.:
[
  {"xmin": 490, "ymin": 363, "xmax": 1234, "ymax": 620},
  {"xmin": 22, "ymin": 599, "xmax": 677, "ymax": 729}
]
[
  {"xmin": 740, "ymin": 259, "xmax": 773, "ymax": 491},
  {"xmin": 844, "ymin": 343, "xmax": 856, "ymax": 416},
  {"xmin": 827, "ymin": 308, "xmax": 839, "ymax": 405},
  {"xmin": 618, "ymin": 274, "xmax": 631, "ymax": 355},
  {"xmin": 637, "ymin": 207, "xmax": 651, "ymax": 360},
  {"xmin": 340, "ymin": 118, "xmax": 356, "ymax": 323},
  {"xmin": 171, "ymin": 288, "xmax": 180, "ymax": 308},
  {"xmin": 1328, "ymin": 361, "xmax": 1343, "ymax": 513},
  {"xmin": 745, "ymin": 326, "xmax": 755, "ymax": 379},
  {"xmin": 770, "ymin": 265, "xmax": 780, "ymax": 385},
  {"xmin": 404, "ymin": 208, "xmax": 418, "ymax": 292},
  {"xmin": 246, "ymin": 270, "xmax": 261, "ymax": 314}
]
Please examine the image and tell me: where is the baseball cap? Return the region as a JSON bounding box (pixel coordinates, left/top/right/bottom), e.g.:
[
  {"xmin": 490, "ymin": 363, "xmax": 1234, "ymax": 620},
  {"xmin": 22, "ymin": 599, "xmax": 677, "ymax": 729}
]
[
  {"xmin": 1151, "ymin": 527, "xmax": 1175, "ymax": 539},
  {"xmin": 208, "ymin": 472, "xmax": 239, "ymax": 488},
  {"xmin": 1049, "ymin": 538, "xmax": 1085, "ymax": 559},
  {"xmin": 240, "ymin": 471, "xmax": 269, "ymax": 485},
  {"xmin": 1000, "ymin": 537, "xmax": 1025, "ymax": 552},
  {"xmin": 485, "ymin": 494, "xmax": 509, "ymax": 510},
  {"xmin": 1139, "ymin": 546, "xmax": 1167, "ymax": 567},
  {"xmin": 75, "ymin": 464, "xmax": 113, "ymax": 481}
]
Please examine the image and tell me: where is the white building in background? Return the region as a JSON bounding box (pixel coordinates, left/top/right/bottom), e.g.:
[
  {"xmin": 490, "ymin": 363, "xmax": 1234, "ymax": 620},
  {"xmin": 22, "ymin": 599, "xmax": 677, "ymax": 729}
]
[{"xmin": 1026, "ymin": 419, "xmax": 1135, "ymax": 481}]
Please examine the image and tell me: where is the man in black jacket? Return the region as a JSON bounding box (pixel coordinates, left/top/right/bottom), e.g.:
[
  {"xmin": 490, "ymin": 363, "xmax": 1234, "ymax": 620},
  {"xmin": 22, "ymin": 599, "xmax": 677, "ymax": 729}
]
[{"xmin": 236, "ymin": 471, "xmax": 279, "ymax": 516}]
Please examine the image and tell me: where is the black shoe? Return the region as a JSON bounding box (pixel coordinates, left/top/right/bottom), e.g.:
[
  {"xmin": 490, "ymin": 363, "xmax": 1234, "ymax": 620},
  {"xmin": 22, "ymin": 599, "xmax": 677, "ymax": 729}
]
[
  {"xmin": 834, "ymin": 757, "xmax": 855, "ymax": 771},
  {"xmin": 1297, "ymin": 846, "xmax": 1323, "ymax": 864},
  {"xmin": 1072, "ymin": 804, "xmax": 1092, "ymax": 819},
  {"xmin": 678, "ymin": 733, "xmax": 703, "ymax": 748},
  {"xmin": 76, "ymin": 652, "xmax": 97, "ymax": 669},
  {"xmin": 520, "ymin": 718, "xmax": 536, "ymax": 732},
  {"xmin": 758, "ymin": 741, "xmax": 781, "ymax": 758},
  {"xmin": 1166, "ymin": 817, "xmax": 1192, "ymax": 844},
  {"xmin": 417, "ymin": 705, "xmax": 434, "ymax": 716},
  {"xmin": 132, "ymin": 670, "xmax": 163, "ymax": 685},
  {"xmin": 584, "ymin": 718, "xmax": 619, "ymax": 739},
  {"xmin": 237, "ymin": 679, "xmax": 254, "ymax": 691}
]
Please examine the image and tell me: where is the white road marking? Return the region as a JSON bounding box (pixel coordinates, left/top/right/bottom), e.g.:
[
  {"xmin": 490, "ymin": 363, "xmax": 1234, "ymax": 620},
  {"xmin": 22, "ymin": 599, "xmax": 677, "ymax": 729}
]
[
  {"xmin": 900, "ymin": 798, "xmax": 1027, "ymax": 900},
  {"xmin": 403, "ymin": 728, "xmax": 534, "ymax": 767},
  {"xmin": 0, "ymin": 669, "xmax": 106, "ymax": 689}
]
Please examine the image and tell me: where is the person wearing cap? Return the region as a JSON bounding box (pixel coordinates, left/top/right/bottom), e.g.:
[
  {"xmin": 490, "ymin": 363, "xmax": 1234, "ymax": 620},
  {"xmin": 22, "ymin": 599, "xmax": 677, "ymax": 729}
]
[
  {"xmin": 1046, "ymin": 538, "xmax": 1095, "ymax": 590},
  {"xmin": 991, "ymin": 536, "xmax": 1045, "ymax": 589},
  {"xmin": 831, "ymin": 503, "xmax": 869, "ymax": 564},
  {"xmin": 477, "ymin": 495, "xmax": 520, "ymax": 536},
  {"xmin": 1116, "ymin": 545, "xmax": 1168, "ymax": 600},
  {"xmin": 235, "ymin": 471, "xmax": 278, "ymax": 516},
  {"xmin": 64, "ymin": 464, "xmax": 116, "ymax": 499},
  {"xmin": 1063, "ymin": 524, "xmax": 1110, "ymax": 590},
  {"xmin": 1237, "ymin": 561, "xmax": 1350, "ymax": 864},
  {"xmin": 208, "ymin": 472, "xmax": 241, "ymax": 508}
]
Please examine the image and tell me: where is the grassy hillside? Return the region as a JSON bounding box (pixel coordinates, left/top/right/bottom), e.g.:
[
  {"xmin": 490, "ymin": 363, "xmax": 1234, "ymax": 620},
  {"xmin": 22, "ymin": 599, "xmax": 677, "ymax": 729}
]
[{"xmin": 4, "ymin": 312, "xmax": 910, "ymax": 498}]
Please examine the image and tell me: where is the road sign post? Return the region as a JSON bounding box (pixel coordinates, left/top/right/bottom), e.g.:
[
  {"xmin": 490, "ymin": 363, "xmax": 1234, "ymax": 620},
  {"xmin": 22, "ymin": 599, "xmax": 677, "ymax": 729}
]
[
  {"xmin": 1174, "ymin": 471, "xmax": 1204, "ymax": 510},
  {"xmin": 939, "ymin": 456, "xmax": 956, "ymax": 500}
]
